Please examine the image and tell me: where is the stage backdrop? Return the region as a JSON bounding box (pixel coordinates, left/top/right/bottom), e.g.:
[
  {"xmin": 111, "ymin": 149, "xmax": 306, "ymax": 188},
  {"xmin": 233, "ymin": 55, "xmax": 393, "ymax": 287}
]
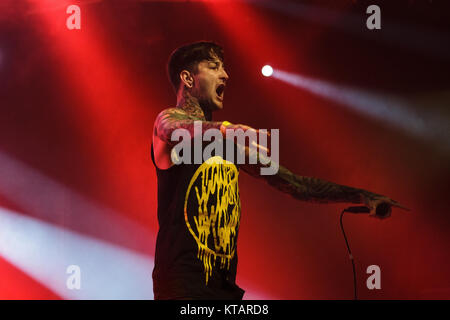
[{"xmin": 0, "ymin": 0, "xmax": 449, "ymax": 299}]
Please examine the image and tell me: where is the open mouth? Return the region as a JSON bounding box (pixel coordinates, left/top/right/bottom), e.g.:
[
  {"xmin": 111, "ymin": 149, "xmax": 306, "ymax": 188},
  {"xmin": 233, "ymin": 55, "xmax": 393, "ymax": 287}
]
[{"xmin": 216, "ymin": 84, "xmax": 225, "ymax": 100}]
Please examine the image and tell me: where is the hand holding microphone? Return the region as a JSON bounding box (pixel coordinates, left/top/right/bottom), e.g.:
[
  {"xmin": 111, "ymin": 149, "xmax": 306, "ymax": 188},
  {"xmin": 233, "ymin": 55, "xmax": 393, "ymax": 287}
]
[{"xmin": 345, "ymin": 192, "xmax": 410, "ymax": 219}]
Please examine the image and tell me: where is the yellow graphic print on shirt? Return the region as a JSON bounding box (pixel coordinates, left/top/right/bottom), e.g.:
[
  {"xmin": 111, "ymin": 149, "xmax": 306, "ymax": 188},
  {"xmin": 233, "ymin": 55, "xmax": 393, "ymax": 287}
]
[{"xmin": 184, "ymin": 156, "xmax": 241, "ymax": 284}]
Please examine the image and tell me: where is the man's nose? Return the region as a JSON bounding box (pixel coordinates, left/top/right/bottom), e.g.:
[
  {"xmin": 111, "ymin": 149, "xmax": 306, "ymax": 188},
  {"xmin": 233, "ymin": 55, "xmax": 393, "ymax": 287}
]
[{"xmin": 221, "ymin": 69, "xmax": 229, "ymax": 81}]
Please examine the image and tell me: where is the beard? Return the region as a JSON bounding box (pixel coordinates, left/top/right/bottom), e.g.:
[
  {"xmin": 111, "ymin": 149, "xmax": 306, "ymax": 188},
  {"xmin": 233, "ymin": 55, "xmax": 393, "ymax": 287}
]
[{"xmin": 191, "ymin": 87, "xmax": 220, "ymax": 111}]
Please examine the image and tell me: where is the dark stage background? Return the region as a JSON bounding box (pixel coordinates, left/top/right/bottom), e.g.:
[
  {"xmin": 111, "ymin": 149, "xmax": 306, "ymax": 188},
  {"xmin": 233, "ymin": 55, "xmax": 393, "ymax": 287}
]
[{"xmin": 0, "ymin": 0, "xmax": 449, "ymax": 299}]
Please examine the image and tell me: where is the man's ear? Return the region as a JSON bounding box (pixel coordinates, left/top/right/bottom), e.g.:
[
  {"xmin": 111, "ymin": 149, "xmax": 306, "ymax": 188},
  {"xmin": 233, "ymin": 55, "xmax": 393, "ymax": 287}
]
[{"xmin": 180, "ymin": 70, "xmax": 194, "ymax": 88}]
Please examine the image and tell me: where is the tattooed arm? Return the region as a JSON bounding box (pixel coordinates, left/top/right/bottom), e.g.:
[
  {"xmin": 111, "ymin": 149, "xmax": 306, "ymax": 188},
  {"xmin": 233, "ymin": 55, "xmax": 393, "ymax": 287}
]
[
  {"xmin": 154, "ymin": 108, "xmax": 223, "ymax": 146},
  {"xmin": 243, "ymin": 162, "xmax": 370, "ymax": 204},
  {"xmin": 237, "ymin": 137, "xmax": 408, "ymax": 218}
]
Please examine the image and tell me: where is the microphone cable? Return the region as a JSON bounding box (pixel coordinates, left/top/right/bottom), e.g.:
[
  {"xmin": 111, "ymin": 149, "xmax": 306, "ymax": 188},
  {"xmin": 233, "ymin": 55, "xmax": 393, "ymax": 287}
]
[{"xmin": 339, "ymin": 209, "xmax": 357, "ymax": 300}]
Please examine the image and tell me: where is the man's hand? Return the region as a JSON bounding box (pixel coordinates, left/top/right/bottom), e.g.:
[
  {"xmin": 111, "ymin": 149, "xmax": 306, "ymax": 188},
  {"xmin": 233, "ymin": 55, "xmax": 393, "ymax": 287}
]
[{"xmin": 360, "ymin": 192, "xmax": 410, "ymax": 219}]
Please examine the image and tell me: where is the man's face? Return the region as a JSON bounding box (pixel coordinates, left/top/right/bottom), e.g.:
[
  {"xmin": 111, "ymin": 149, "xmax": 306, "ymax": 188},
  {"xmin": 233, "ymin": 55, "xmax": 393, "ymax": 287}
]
[{"xmin": 190, "ymin": 56, "xmax": 229, "ymax": 111}]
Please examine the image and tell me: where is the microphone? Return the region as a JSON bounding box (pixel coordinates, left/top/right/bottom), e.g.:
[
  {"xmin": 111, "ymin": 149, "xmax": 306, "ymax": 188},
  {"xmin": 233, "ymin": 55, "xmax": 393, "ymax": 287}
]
[
  {"xmin": 344, "ymin": 206, "xmax": 370, "ymax": 213},
  {"xmin": 344, "ymin": 202, "xmax": 391, "ymax": 218}
]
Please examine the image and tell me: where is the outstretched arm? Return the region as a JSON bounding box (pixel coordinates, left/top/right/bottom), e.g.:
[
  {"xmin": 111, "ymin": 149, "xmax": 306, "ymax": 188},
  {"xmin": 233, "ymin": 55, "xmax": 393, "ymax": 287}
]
[
  {"xmin": 242, "ymin": 162, "xmax": 367, "ymax": 204},
  {"xmin": 235, "ymin": 131, "xmax": 408, "ymax": 218}
]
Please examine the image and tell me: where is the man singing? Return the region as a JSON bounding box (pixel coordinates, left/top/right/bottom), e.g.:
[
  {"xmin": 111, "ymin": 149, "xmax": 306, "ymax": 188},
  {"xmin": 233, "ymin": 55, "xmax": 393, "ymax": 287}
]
[{"xmin": 150, "ymin": 41, "xmax": 406, "ymax": 300}]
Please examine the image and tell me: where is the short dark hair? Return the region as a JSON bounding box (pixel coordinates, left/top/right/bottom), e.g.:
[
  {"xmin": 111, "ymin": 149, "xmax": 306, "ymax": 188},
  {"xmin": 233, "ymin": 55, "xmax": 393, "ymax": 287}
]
[{"xmin": 167, "ymin": 41, "xmax": 224, "ymax": 92}]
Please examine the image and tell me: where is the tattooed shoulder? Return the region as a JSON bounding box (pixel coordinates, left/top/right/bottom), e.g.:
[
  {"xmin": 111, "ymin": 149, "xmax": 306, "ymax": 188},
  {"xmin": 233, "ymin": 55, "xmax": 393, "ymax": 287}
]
[
  {"xmin": 154, "ymin": 107, "xmax": 198, "ymax": 142},
  {"xmin": 155, "ymin": 107, "xmax": 185, "ymax": 125}
]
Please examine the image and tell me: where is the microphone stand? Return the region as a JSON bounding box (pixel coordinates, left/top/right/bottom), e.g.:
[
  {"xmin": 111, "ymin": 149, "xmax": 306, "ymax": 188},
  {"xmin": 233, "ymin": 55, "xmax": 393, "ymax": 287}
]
[
  {"xmin": 340, "ymin": 209, "xmax": 358, "ymax": 300},
  {"xmin": 340, "ymin": 202, "xmax": 392, "ymax": 300}
]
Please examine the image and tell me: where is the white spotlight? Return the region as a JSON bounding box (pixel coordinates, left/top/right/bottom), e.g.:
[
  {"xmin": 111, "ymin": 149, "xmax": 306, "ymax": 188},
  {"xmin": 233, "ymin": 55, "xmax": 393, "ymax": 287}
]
[{"xmin": 261, "ymin": 65, "xmax": 273, "ymax": 77}]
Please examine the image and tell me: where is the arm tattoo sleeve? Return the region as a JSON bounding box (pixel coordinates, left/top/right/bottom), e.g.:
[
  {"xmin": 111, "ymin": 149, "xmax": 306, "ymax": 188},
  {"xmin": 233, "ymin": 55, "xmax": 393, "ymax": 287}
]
[
  {"xmin": 154, "ymin": 108, "xmax": 223, "ymax": 146},
  {"xmin": 264, "ymin": 166, "xmax": 368, "ymax": 204},
  {"xmin": 241, "ymin": 148, "xmax": 380, "ymax": 204}
]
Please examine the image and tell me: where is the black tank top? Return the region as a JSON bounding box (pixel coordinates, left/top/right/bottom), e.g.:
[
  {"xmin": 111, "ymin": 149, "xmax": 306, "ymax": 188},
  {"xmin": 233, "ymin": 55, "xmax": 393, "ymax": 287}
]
[{"xmin": 151, "ymin": 140, "xmax": 245, "ymax": 300}]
